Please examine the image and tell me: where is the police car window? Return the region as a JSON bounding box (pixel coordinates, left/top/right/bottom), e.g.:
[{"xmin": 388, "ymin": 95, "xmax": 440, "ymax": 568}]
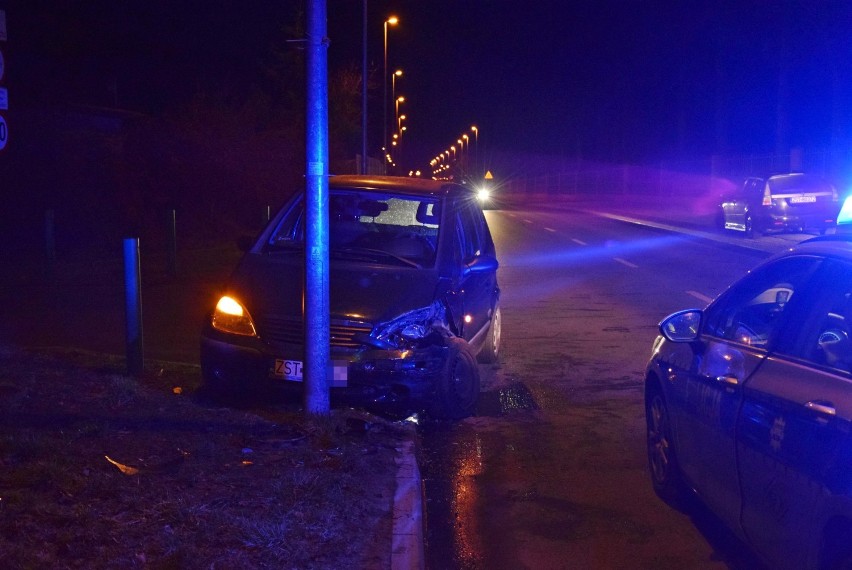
[
  {"xmin": 703, "ymin": 256, "xmax": 820, "ymax": 348},
  {"xmin": 789, "ymin": 260, "xmax": 852, "ymax": 373}
]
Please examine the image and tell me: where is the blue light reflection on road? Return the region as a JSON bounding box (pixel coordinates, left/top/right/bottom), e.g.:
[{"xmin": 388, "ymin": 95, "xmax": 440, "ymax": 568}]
[{"xmin": 503, "ymin": 234, "xmax": 688, "ymax": 269}]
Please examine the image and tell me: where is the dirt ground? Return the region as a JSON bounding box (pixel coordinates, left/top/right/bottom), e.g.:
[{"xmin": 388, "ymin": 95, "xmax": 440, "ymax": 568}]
[{"xmin": 0, "ymin": 346, "xmax": 410, "ymax": 569}]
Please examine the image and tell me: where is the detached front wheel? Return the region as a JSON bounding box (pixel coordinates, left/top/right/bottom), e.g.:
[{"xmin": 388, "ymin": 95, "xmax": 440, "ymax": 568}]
[{"xmin": 431, "ymin": 338, "xmax": 480, "ymax": 420}]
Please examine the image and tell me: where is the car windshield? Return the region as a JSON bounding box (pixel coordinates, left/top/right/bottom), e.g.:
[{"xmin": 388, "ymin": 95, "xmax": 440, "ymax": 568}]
[{"xmin": 267, "ymin": 188, "xmax": 440, "ymax": 267}]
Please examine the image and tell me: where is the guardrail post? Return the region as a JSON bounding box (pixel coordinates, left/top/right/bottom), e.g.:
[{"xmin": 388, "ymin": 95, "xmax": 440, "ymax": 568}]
[{"xmin": 123, "ymin": 238, "xmax": 144, "ymax": 376}]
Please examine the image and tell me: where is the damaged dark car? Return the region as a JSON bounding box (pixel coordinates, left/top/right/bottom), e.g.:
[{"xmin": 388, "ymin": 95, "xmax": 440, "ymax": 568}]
[{"xmin": 200, "ymin": 175, "xmax": 501, "ymax": 419}]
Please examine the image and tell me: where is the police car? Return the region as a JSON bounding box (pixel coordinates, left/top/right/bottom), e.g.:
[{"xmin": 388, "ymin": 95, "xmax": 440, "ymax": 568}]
[{"xmin": 645, "ymin": 196, "xmax": 852, "ymax": 569}]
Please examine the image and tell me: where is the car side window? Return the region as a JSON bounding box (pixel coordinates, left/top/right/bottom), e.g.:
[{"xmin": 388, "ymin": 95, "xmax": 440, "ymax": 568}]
[
  {"xmin": 703, "ymin": 256, "xmax": 820, "ymax": 348},
  {"xmin": 785, "ymin": 260, "xmax": 852, "ymax": 374},
  {"xmin": 456, "ymin": 202, "xmax": 483, "ymax": 262}
]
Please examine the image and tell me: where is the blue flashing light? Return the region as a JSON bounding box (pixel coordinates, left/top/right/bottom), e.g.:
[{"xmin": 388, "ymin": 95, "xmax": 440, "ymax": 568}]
[{"xmin": 837, "ymin": 195, "xmax": 852, "ymax": 226}]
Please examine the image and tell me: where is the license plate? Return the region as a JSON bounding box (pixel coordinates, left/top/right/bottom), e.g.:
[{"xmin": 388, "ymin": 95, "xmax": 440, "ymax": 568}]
[
  {"xmin": 790, "ymin": 195, "xmax": 817, "ymax": 204},
  {"xmin": 274, "ymin": 359, "xmax": 303, "ymax": 381},
  {"xmin": 273, "ymin": 359, "xmax": 348, "ymax": 387}
]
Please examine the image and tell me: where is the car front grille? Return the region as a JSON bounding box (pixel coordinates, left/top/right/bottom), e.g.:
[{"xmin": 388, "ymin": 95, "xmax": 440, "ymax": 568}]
[{"xmin": 259, "ymin": 316, "xmax": 372, "ymax": 349}]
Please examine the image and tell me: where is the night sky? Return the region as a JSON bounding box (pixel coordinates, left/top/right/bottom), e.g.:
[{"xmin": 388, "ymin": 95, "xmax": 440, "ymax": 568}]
[{"xmin": 4, "ymin": 1, "xmax": 852, "ymax": 170}]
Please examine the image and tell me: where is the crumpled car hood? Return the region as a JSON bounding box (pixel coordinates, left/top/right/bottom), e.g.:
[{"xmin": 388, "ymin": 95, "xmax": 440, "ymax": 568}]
[{"xmin": 227, "ymin": 253, "xmax": 441, "ymax": 325}]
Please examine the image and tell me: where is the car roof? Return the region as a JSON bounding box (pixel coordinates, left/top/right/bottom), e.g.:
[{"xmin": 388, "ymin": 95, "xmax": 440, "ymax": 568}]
[
  {"xmin": 329, "ymin": 175, "xmax": 462, "ymax": 197},
  {"xmin": 786, "ymin": 234, "xmax": 852, "ymax": 259}
]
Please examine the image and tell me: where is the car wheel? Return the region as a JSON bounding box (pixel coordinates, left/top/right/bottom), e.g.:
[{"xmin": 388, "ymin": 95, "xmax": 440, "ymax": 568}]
[
  {"xmin": 477, "ymin": 305, "xmax": 502, "ymax": 364},
  {"xmin": 744, "ymin": 212, "xmax": 755, "ymax": 238},
  {"xmin": 646, "ymin": 383, "xmax": 688, "ymax": 506},
  {"xmin": 431, "ymin": 337, "xmax": 480, "ymax": 420}
]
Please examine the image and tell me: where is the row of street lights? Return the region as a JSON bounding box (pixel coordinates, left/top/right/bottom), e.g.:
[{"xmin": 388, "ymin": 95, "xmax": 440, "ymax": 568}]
[
  {"xmin": 381, "ymin": 15, "xmax": 408, "ymax": 171},
  {"xmin": 363, "ymin": 10, "xmax": 477, "ymax": 176},
  {"xmin": 361, "ymin": 10, "xmax": 405, "ymax": 173},
  {"xmin": 430, "ymin": 125, "xmax": 479, "ymax": 181}
]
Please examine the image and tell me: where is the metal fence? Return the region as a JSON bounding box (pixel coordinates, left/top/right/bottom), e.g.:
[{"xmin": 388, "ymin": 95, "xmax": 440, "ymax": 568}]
[{"xmin": 501, "ymin": 148, "xmax": 852, "ymax": 199}]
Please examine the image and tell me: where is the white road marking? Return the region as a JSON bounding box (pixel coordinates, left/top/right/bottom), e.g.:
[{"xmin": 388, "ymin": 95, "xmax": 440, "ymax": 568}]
[
  {"xmin": 614, "ymin": 257, "xmax": 638, "ymax": 269},
  {"xmin": 523, "ymin": 218, "xmax": 533, "ymax": 224},
  {"xmin": 545, "ymin": 227, "xmax": 556, "ymax": 233},
  {"xmin": 686, "ymin": 290, "xmax": 714, "ymax": 304},
  {"xmin": 572, "ymin": 238, "xmax": 587, "ymax": 246}
]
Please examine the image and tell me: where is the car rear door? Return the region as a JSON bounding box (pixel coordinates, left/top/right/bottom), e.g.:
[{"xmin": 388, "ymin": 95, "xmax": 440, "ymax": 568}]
[
  {"xmin": 722, "ymin": 178, "xmax": 761, "ymax": 231},
  {"xmin": 448, "ymin": 198, "xmax": 498, "ymax": 346},
  {"xmin": 737, "ymin": 258, "xmax": 852, "ymax": 568},
  {"xmin": 721, "ymin": 179, "xmax": 751, "ymax": 230}
]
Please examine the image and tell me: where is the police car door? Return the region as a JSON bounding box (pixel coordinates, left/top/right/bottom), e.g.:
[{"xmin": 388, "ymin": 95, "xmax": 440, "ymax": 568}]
[{"xmin": 737, "ymin": 258, "xmax": 851, "ymax": 569}]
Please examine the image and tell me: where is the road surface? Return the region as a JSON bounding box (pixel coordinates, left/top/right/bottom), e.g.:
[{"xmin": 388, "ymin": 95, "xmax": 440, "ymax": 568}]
[{"xmin": 418, "ymin": 206, "xmax": 788, "ymax": 569}]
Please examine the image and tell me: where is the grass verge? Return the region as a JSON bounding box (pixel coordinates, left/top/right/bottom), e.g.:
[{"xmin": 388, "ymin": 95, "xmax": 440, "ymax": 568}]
[{"xmin": 0, "ymin": 346, "xmax": 407, "ymax": 569}]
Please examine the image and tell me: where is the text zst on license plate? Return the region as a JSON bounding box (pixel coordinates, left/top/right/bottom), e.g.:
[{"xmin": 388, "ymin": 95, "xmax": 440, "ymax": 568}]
[{"xmin": 274, "ymin": 359, "xmax": 303, "ymax": 381}]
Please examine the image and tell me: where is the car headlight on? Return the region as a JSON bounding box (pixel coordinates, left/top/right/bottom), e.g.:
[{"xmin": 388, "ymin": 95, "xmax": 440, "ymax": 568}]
[
  {"xmin": 477, "ymin": 188, "xmax": 491, "ymax": 202},
  {"xmin": 373, "ymin": 301, "xmax": 447, "ymax": 349},
  {"xmin": 211, "ymin": 295, "xmax": 258, "ymax": 337}
]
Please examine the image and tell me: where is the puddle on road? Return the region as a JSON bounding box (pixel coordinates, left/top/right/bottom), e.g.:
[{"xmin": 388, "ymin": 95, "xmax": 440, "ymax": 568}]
[{"xmin": 477, "ymin": 381, "xmax": 539, "ymax": 417}]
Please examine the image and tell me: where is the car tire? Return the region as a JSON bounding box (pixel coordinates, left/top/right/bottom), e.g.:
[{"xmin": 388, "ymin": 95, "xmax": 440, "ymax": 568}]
[
  {"xmin": 477, "ymin": 306, "xmax": 502, "ymax": 364},
  {"xmin": 431, "ymin": 337, "xmax": 480, "ymax": 420},
  {"xmin": 646, "ymin": 382, "xmax": 689, "ymax": 507}
]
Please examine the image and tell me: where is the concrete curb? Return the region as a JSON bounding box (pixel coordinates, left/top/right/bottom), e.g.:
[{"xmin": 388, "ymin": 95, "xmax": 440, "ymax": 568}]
[{"xmin": 391, "ymin": 438, "xmax": 425, "ymax": 570}]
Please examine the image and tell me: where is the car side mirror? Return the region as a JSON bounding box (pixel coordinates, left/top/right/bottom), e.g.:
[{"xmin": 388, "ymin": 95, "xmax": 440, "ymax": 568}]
[
  {"xmin": 463, "ymin": 254, "xmax": 498, "ymax": 277},
  {"xmin": 659, "ymin": 309, "xmax": 702, "ymax": 343}
]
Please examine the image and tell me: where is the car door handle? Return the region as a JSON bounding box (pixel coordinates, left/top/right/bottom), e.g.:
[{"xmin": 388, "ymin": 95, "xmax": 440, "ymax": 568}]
[
  {"xmin": 715, "ymin": 374, "xmax": 739, "ymax": 386},
  {"xmin": 805, "ymin": 401, "xmax": 836, "ymax": 417}
]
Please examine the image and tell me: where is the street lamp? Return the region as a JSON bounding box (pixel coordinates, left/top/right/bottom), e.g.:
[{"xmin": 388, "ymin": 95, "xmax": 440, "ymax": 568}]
[
  {"xmin": 471, "ymin": 126, "xmax": 479, "ymax": 176},
  {"xmin": 395, "ymin": 96, "xmax": 405, "ymax": 130},
  {"xmin": 383, "ymin": 16, "xmax": 399, "ymax": 159},
  {"xmin": 361, "ymin": 1, "xmax": 368, "ymax": 173},
  {"xmin": 392, "ymin": 69, "xmax": 403, "ymax": 104}
]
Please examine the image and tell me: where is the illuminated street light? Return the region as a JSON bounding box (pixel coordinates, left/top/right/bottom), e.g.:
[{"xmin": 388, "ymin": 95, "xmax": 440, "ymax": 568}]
[
  {"xmin": 391, "ymin": 70, "xmax": 404, "ymax": 136},
  {"xmin": 471, "ymin": 126, "xmax": 479, "ymax": 176},
  {"xmin": 395, "ymin": 96, "xmax": 405, "ymax": 128},
  {"xmin": 383, "ymin": 16, "xmax": 399, "ymax": 158}
]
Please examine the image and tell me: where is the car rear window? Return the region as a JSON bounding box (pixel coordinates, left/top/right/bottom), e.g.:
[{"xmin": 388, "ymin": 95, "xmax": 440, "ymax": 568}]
[{"xmin": 768, "ymin": 175, "xmax": 833, "ymax": 195}]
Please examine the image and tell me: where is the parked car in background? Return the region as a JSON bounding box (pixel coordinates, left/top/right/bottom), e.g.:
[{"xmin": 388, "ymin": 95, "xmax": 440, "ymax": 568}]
[
  {"xmin": 717, "ymin": 173, "xmax": 839, "ymax": 237},
  {"xmin": 201, "ymin": 175, "xmax": 501, "ymax": 419},
  {"xmin": 644, "ymin": 228, "xmax": 852, "ymax": 569}
]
